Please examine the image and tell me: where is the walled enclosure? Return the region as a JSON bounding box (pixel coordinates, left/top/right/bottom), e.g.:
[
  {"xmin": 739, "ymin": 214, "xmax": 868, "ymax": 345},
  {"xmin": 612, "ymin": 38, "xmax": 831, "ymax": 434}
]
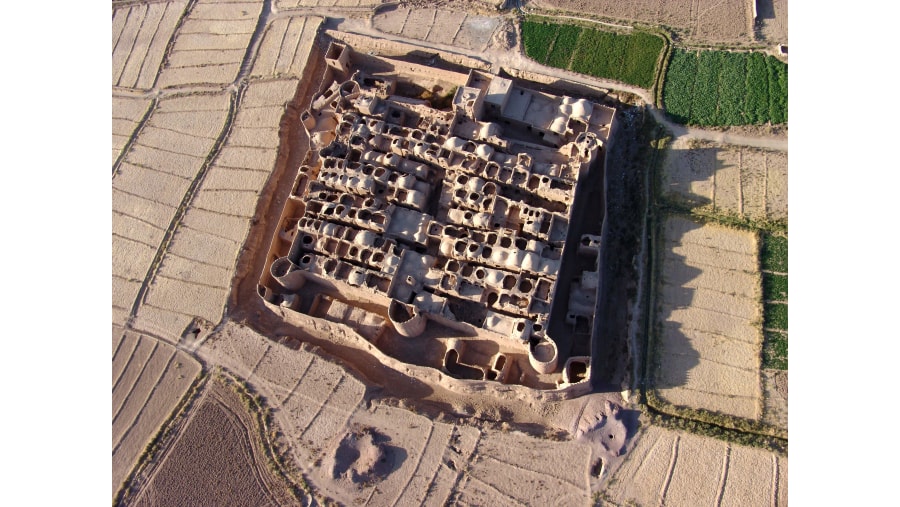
[{"xmin": 258, "ymin": 40, "xmax": 616, "ymax": 391}]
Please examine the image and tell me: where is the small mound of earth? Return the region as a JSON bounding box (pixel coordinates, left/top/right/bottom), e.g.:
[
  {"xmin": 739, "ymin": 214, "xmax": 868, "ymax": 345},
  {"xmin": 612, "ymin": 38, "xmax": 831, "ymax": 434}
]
[{"xmin": 331, "ymin": 427, "xmax": 393, "ymax": 485}]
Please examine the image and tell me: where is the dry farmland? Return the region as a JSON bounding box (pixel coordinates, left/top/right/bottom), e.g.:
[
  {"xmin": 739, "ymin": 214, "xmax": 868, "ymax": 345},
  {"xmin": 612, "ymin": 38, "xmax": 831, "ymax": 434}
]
[
  {"xmin": 373, "ymin": 6, "xmax": 502, "ymax": 52},
  {"xmin": 251, "ymin": 16, "xmax": 322, "ymax": 78},
  {"xmin": 661, "ymin": 137, "xmax": 788, "ymax": 222},
  {"xmin": 112, "ymin": 92, "xmax": 231, "ymax": 331},
  {"xmin": 156, "ymin": 0, "xmax": 261, "ymax": 89},
  {"xmin": 276, "ymin": 0, "xmax": 382, "ymax": 9},
  {"xmin": 112, "ymin": 1, "xmax": 187, "ymax": 89},
  {"xmin": 111, "ymin": 96, "xmax": 152, "ymax": 166},
  {"xmin": 603, "ymin": 425, "xmax": 787, "ymax": 506},
  {"xmin": 129, "ymin": 377, "xmax": 298, "ymax": 506},
  {"xmin": 111, "ymin": 1, "xmax": 322, "ymax": 498},
  {"xmin": 530, "ymin": 0, "xmax": 755, "ymax": 45},
  {"xmin": 132, "ymin": 78, "xmax": 302, "ymax": 340},
  {"xmin": 196, "ymin": 322, "xmax": 596, "ymax": 506},
  {"xmin": 654, "ymin": 215, "xmax": 763, "ymax": 420},
  {"xmin": 111, "ymin": 330, "xmax": 201, "ymax": 495}
]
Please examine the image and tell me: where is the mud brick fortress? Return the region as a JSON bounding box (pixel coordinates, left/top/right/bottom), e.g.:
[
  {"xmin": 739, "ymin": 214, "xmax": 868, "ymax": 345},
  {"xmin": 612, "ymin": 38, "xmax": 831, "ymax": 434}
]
[{"xmin": 259, "ymin": 41, "xmax": 616, "ymax": 392}]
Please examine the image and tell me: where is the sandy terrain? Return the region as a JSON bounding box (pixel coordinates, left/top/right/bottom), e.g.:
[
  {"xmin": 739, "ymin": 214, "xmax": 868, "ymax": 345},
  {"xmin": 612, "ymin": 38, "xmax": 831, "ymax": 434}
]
[
  {"xmin": 112, "ymin": 2, "xmax": 187, "ymax": 90},
  {"xmin": 373, "ymin": 6, "xmax": 501, "ymax": 52},
  {"xmin": 155, "ymin": 0, "xmax": 261, "ymax": 89},
  {"xmin": 655, "ymin": 215, "xmax": 763, "ymax": 420},
  {"xmin": 661, "ymin": 137, "xmax": 788, "ymax": 222},
  {"xmin": 111, "ymin": 331, "xmax": 201, "ymax": 496},
  {"xmin": 603, "ymin": 425, "xmax": 787, "ymax": 506},
  {"xmin": 129, "ymin": 376, "xmax": 298, "ymax": 506},
  {"xmin": 529, "ymin": 0, "xmax": 756, "ymax": 45}
]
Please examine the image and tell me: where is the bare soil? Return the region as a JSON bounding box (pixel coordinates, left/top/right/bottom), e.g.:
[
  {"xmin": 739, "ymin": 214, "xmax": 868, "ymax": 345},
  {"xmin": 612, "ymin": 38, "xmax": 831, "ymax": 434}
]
[
  {"xmin": 373, "ymin": 6, "xmax": 501, "ymax": 52},
  {"xmin": 603, "ymin": 425, "xmax": 787, "ymax": 506},
  {"xmin": 655, "ymin": 215, "xmax": 763, "ymax": 420},
  {"xmin": 194, "ymin": 322, "xmax": 636, "ymax": 505},
  {"xmin": 529, "ymin": 0, "xmax": 756, "ymax": 45},
  {"xmin": 112, "ymin": 332, "xmax": 201, "ymax": 496},
  {"xmin": 661, "ymin": 137, "xmax": 788, "ymax": 221},
  {"xmin": 761, "ymin": 369, "xmax": 788, "ymax": 430}
]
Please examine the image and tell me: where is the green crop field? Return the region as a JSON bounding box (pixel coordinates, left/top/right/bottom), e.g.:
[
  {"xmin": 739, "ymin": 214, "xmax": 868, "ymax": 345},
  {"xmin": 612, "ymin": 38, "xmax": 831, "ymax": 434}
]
[
  {"xmin": 522, "ymin": 17, "xmax": 664, "ymax": 89},
  {"xmin": 663, "ymin": 48, "xmax": 788, "ymax": 126},
  {"xmin": 761, "ymin": 233, "xmax": 787, "ymax": 370}
]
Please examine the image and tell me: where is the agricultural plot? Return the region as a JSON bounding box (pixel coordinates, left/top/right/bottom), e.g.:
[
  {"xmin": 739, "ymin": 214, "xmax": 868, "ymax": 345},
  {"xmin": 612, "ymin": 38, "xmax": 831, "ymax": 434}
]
[
  {"xmin": 111, "ymin": 331, "xmax": 201, "ymax": 496},
  {"xmin": 521, "ymin": 18, "xmax": 664, "ymax": 89},
  {"xmin": 129, "ymin": 377, "xmax": 298, "ymax": 506},
  {"xmin": 112, "ymin": 92, "xmax": 230, "ymax": 329},
  {"xmin": 277, "ymin": 0, "xmax": 381, "ymax": 8},
  {"xmin": 112, "ymin": 1, "xmax": 187, "ymax": 90},
  {"xmin": 372, "ymin": 6, "xmax": 500, "ymax": 52},
  {"xmin": 761, "ymin": 233, "xmax": 788, "ymax": 370},
  {"xmin": 111, "ymin": 96, "xmax": 152, "ymax": 166},
  {"xmin": 133, "ymin": 79, "xmax": 297, "ymax": 341},
  {"xmin": 660, "ymin": 137, "xmax": 788, "ymax": 222},
  {"xmin": 663, "ymin": 49, "xmax": 788, "ymax": 126},
  {"xmin": 528, "ymin": 0, "xmax": 753, "ymax": 45},
  {"xmin": 602, "ymin": 426, "xmax": 787, "ymax": 506},
  {"xmin": 251, "ymin": 16, "xmax": 322, "ymax": 78},
  {"xmin": 654, "ymin": 215, "xmax": 763, "ymax": 420},
  {"xmin": 156, "ymin": 0, "xmax": 261, "ymax": 89}
]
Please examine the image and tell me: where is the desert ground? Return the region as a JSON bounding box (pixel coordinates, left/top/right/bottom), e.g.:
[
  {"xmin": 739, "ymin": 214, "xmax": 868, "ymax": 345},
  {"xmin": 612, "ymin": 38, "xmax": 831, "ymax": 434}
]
[{"xmin": 112, "ymin": 0, "xmax": 788, "ymax": 504}]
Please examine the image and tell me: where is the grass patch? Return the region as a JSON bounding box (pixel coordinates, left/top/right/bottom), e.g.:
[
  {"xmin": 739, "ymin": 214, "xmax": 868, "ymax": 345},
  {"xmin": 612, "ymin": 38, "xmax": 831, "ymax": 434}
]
[
  {"xmin": 763, "ymin": 331, "xmax": 788, "ymax": 370},
  {"xmin": 762, "ymin": 234, "xmax": 787, "ymax": 272},
  {"xmin": 522, "ymin": 17, "xmax": 665, "ymax": 89},
  {"xmin": 663, "ymin": 48, "xmax": 788, "ymax": 126},
  {"xmin": 765, "ymin": 302, "xmax": 788, "ymax": 330},
  {"xmin": 763, "ymin": 274, "xmax": 788, "ymax": 301}
]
